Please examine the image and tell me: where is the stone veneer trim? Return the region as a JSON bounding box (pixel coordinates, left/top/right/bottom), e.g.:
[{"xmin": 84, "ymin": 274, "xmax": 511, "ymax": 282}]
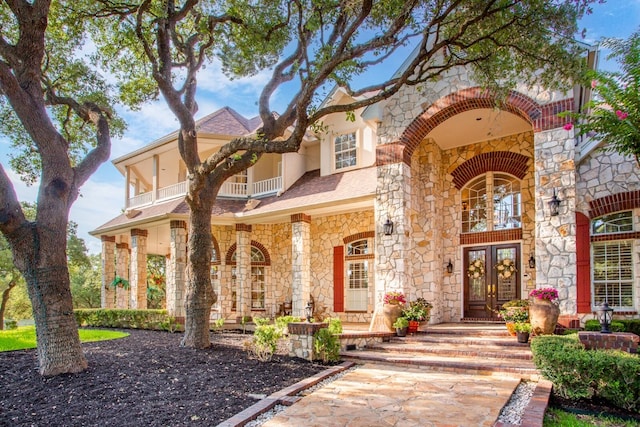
[
  {"xmin": 589, "ymin": 190, "xmax": 640, "ymax": 219},
  {"xmin": 450, "ymin": 151, "xmax": 530, "ymax": 189},
  {"xmin": 225, "ymin": 240, "xmax": 272, "ymax": 266},
  {"xmin": 116, "ymin": 243, "xmax": 129, "ymax": 250},
  {"xmin": 101, "ymin": 235, "xmax": 116, "ymax": 242}
]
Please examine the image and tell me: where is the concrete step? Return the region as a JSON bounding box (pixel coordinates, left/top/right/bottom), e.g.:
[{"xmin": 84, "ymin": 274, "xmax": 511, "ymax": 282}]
[{"xmin": 341, "ymin": 323, "xmax": 537, "ymax": 379}]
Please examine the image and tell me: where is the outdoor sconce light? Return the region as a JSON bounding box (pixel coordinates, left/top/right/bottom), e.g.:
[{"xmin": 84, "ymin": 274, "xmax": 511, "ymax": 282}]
[
  {"xmin": 383, "ymin": 218, "xmax": 394, "ymax": 236},
  {"xmin": 305, "ymin": 301, "xmax": 314, "ymax": 322},
  {"xmin": 446, "ymin": 259, "xmax": 453, "ymax": 274},
  {"xmin": 528, "ymin": 254, "xmax": 536, "ymax": 269},
  {"xmin": 598, "ymin": 301, "xmax": 614, "ymax": 334},
  {"xmin": 548, "ymin": 189, "xmax": 561, "ymax": 217}
]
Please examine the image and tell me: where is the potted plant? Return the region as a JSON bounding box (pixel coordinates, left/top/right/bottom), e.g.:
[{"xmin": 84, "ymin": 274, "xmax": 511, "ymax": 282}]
[
  {"xmin": 529, "ymin": 287, "xmax": 560, "ymax": 335},
  {"xmin": 513, "ymin": 322, "xmax": 531, "ymax": 343},
  {"xmin": 110, "ymin": 276, "xmax": 130, "ymax": 290},
  {"xmin": 498, "ymin": 299, "xmax": 529, "ymax": 336},
  {"xmin": 382, "ymin": 291, "xmax": 407, "ymax": 332},
  {"xmin": 402, "ymin": 298, "xmax": 432, "ymax": 334},
  {"xmin": 392, "ymin": 317, "xmax": 409, "ymax": 337}
]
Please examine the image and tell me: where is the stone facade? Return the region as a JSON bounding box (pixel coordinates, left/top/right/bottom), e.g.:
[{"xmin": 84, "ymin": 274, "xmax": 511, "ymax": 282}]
[
  {"xmin": 166, "ymin": 221, "xmax": 187, "ymax": 319},
  {"xmin": 101, "ymin": 236, "xmax": 116, "ymax": 309},
  {"xmin": 115, "ymin": 243, "xmax": 130, "ymax": 309},
  {"xmin": 129, "ymin": 229, "xmax": 148, "ymax": 309}
]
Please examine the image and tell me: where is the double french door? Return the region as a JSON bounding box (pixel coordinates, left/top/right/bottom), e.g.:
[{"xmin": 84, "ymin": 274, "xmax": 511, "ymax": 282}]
[{"xmin": 463, "ymin": 244, "xmax": 520, "ymax": 319}]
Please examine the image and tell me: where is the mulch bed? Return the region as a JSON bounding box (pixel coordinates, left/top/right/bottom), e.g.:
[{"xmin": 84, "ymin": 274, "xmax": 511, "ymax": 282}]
[{"xmin": 0, "ymin": 329, "xmax": 326, "ymax": 427}]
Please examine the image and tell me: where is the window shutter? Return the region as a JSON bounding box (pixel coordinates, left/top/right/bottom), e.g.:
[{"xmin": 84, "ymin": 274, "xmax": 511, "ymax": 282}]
[
  {"xmin": 576, "ymin": 212, "xmax": 591, "ymax": 313},
  {"xmin": 333, "ymin": 246, "xmax": 344, "ymax": 312}
]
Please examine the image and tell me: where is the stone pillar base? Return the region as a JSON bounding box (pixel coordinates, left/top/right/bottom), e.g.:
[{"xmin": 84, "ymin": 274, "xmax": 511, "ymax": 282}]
[{"xmin": 288, "ymin": 322, "xmax": 328, "ymax": 361}]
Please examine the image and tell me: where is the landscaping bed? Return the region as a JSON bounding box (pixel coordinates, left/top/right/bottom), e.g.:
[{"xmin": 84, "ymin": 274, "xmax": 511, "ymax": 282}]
[{"xmin": 0, "ymin": 329, "xmax": 325, "ymax": 426}]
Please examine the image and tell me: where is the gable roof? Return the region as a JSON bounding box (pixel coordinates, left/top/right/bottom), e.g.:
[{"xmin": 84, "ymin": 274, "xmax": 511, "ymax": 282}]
[{"xmin": 196, "ymin": 106, "xmax": 262, "ymax": 136}]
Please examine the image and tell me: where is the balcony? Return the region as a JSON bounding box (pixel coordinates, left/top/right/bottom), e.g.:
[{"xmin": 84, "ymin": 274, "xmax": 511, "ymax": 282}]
[{"xmin": 126, "ymin": 176, "xmax": 283, "ymax": 209}]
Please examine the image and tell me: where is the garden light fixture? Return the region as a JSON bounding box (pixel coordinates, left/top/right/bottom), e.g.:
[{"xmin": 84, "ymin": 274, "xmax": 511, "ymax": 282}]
[
  {"xmin": 598, "ymin": 301, "xmax": 614, "ymax": 334},
  {"xmin": 383, "ymin": 217, "xmax": 394, "ymax": 235},
  {"xmin": 548, "ymin": 189, "xmax": 561, "ymax": 217}
]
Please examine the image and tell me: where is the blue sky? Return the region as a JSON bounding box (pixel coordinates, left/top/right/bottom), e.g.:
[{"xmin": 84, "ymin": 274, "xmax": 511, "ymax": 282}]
[{"xmin": 2, "ymin": 2, "xmax": 639, "ymax": 254}]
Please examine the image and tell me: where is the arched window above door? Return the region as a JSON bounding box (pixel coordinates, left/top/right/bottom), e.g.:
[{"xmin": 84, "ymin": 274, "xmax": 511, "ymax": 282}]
[{"xmin": 462, "ymin": 172, "xmax": 521, "ymax": 233}]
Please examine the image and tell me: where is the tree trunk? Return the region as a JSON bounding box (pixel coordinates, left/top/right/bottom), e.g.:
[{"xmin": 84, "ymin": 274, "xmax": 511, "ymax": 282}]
[
  {"xmin": 181, "ymin": 189, "xmax": 216, "ymax": 349},
  {"xmin": 0, "ymin": 280, "xmax": 17, "ymax": 330}
]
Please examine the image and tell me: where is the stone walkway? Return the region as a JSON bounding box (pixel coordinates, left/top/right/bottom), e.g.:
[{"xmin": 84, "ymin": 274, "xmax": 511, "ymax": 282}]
[{"xmin": 261, "ymin": 363, "xmax": 521, "ymax": 427}]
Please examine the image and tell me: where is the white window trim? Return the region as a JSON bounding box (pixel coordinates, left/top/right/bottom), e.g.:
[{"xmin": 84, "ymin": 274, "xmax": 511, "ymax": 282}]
[{"xmin": 332, "ymin": 129, "xmax": 360, "ymax": 173}]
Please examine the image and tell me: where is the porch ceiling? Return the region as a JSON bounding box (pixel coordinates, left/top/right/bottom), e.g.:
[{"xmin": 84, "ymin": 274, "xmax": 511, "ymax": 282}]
[{"xmin": 426, "ymin": 108, "xmax": 531, "ymax": 149}]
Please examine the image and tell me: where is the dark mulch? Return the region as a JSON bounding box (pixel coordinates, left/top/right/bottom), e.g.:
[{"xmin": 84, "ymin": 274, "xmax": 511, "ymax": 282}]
[{"xmin": 0, "ymin": 329, "xmax": 326, "ymax": 427}]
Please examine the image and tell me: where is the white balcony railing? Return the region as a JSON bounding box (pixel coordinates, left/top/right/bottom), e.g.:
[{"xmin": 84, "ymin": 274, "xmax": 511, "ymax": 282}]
[
  {"xmin": 253, "ymin": 176, "xmax": 282, "ymax": 197},
  {"xmin": 126, "ymin": 176, "xmax": 282, "ymax": 209}
]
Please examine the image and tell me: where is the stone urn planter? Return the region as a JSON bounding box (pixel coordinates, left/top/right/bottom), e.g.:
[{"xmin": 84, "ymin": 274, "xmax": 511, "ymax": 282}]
[
  {"xmin": 382, "ymin": 303, "xmax": 403, "ymax": 332},
  {"xmin": 529, "ymin": 299, "xmax": 560, "ymax": 335}
]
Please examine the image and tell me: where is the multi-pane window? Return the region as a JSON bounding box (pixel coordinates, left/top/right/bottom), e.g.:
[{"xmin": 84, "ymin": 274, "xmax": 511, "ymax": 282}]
[
  {"xmin": 462, "ymin": 172, "xmax": 521, "ymax": 233},
  {"xmin": 592, "ymin": 211, "xmax": 633, "ymax": 234},
  {"xmin": 334, "ymin": 132, "xmax": 357, "ymax": 170},
  {"xmin": 230, "ymin": 245, "xmax": 267, "ymax": 311},
  {"xmin": 345, "ymin": 239, "xmax": 370, "ymax": 311},
  {"xmin": 592, "ymin": 241, "xmax": 634, "ymax": 309}
]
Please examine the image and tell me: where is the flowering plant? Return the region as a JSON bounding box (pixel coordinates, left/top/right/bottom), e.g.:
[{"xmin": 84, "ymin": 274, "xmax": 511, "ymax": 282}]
[
  {"xmin": 495, "ymin": 258, "xmax": 516, "ymax": 279},
  {"xmin": 383, "ymin": 291, "xmax": 406, "ymax": 305},
  {"xmin": 467, "ymin": 259, "xmax": 485, "ymax": 278},
  {"xmin": 529, "ymin": 287, "xmax": 559, "ymax": 302},
  {"xmin": 402, "ymin": 298, "xmax": 433, "ymax": 321}
]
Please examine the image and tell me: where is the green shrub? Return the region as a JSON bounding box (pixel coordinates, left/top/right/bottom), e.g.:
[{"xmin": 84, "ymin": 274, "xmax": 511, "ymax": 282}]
[
  {"xmin": 619, "ymin": 319, "xmax": 640, "ymax": 336},
  {"xmin": 327, "ymin": 317, "xmax": 343, "ymax": 334},
  {"xmin": 393, "ymin": 317, "xmax": 409, "ymax": 329},
  {"xmin": 211, "ymin": 318, "xmax": 225, "ymax": 332},
  {"xmin": 3, "ymin": 319, "xmax": 18, "ymax": 330},
  {"xmin": 313, "ymin": 327, "xmax": 340, "ymax": 364},
  {"xmin": 275, "ymin": 315, "xmax": 302, "ymax": 334},
  {"xmin": 531, "ymin": 334, "xmax": 640, "ymax": 411},
  {"xmin": 251, "ymin": 324, "xmax": 282, "ymax": 362},
  {"xmin": 74, "ymin": 309, "xmax": 177, "ymax": 331},
  {"xmin": 585, "ymin": 319, "xmax": 625, "ymax": 332},
  {"xmin": 253, "ymin": 316, "xmax": 271, "ymax": 327}
]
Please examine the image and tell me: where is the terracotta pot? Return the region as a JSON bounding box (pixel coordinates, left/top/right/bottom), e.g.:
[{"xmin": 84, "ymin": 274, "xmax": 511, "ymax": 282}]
[
  {"xmin": 407, "ymin": 320, "xmax": 420, "ymax": 334},
  {"xmin": 505, "ymin": 322, "xmax": 517, "ymax": 336},
  {"xmin": 529, "ymin": 299, "xmax": 560, "ymax": 335},
  {"xmin": 382, "ymin": 303, "xmax": 403, "ymax": 332}
]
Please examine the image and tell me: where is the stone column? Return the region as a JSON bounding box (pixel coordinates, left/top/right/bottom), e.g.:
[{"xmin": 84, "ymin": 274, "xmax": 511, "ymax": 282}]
[
  {"xmin": 101, "ymin": 236, "xmax": 116, "ymax": 309},
  {"xmin": 166, "ymin": 220, "xmax": 187, "ymax": 320},
  {"xmin": 291, "ymin": 214, "xmax": 311, "ymax": 318},
  {"xmin": 115, "ymin": 243, "xmax": 130, "ymax": 308},
  {"xmin": 374, "ymin": 162, "xmax": 412, "ymax": 308},
  {"xmin": 236, "ymin": 224, "xmax": 252, "ymax": 319},
  {"xmin": 129, "ymin": 228, "xmax": 148, "ymax": 309},
  {"xmin": 534, "ymin": 128, "xmax": 577, "ymax": 315}
]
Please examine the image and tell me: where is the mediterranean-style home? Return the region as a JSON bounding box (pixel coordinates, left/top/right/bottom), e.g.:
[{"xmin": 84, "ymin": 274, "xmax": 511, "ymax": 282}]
[{"xmin": 91, "ymin": 43, "xmax": 640, "ymax": 329}]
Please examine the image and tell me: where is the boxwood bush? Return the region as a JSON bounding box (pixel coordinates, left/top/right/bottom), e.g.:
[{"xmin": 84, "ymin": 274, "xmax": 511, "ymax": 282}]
[
  {"xmin": 74, "ymin": 309, "xmax": 182, "ymax": 332},
  {"xmin": 531, "ymin": 334, "xmax": 640, "ymax": 412},
  {"xmin": 584, "ymin": 319, "xmax": 626, "ymax": 332}
]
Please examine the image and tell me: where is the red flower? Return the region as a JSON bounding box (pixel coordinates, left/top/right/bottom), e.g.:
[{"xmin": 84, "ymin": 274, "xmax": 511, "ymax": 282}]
[
  {"xmin": 563, "ymin": 123, "xmax": 573, "ymax": 131},
  {"xmin": 616, "ymin": 110, "xmax": 629, "ymax": 120}
]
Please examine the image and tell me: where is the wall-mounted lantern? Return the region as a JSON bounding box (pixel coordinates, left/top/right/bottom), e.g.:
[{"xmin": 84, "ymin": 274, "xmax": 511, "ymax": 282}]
[
  {"xmin": 528, "ymin": 254, "xmax": 536, "ymax": 269},
  {"xmin": 383, "ymin": 218, "xmax": 394, "ymax": 236},
  {"xmin": 446, "ymin": 259, "xmax": 453, "ymax": 274},
  {"xmin": 548, "ymin": 189, "xmax": 561, "ymax": 217}
]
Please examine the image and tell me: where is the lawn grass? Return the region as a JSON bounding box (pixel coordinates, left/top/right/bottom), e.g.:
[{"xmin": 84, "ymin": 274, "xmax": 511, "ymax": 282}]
[
  {"xmin": 0, "ymin": 326, "xmax": 129, "ymax": 351},
  {"xmin": 544, "ymin": 407, "xmax": 638, "ymax": 426}
]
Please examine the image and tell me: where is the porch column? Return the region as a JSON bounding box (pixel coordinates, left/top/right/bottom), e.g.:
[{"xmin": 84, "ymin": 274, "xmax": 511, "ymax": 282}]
[
  {"xmin": 100, "ymin": 236, "xmax": 116, "ymax": 309},
  {"xmin": 166, "ymin": 220, "xmax": 187, "ymax": 320},
  {"xmin": 291, "ymin": 214, "xmax": 311, "ymax": 318},
  {"xmin": 236, "ymin": 224, "xmax": 252, "ymax": 319},
  {"xmin": 375, "ymin": 162, "xmax": 412, "ymax": 307},
  {"xmin": 534, "ymin": 128, "xmax": 577, "ymax": 315},
  {"xmin": 115, "ymin": 243, "xmax": 130, "ymax": 308},
  {"xmin": 129, "ymin": 228, "xmax": 148, "ymax": 309},
  {"xmin": 152, "ymin": 154, "xmax": 159, "ymax": 203}
]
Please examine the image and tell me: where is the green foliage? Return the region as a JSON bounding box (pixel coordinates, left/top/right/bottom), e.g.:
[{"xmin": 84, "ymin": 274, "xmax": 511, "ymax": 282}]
[
  {"xmin": 531, "ymin": 334, "xmax": 640, "ymax": 411},
  {"xmin": 499, "ymin": 307, "xmax": 529, "ymax": 323},
  {"xmin": 274, "ymin": 315, "xmax": 302, "ymax": 334},
  {"xmin": 146, "ymin": 255, "xmax": 166, "ymax": 309},
  {"xmin": 74, "ymin": 309, "xmax": 177, "ymax": 331},
  {"xmin": 392, "ymin": 317, "xmax": 409, "ymax": 329},
  {"xmin": 502, "ymin": 299, "xmax": 529, "ymax": 308},
  {"xmin": 618, "ymin": 320, "xmax": 640, "ymax": 336},
  {"xmin": 70, "ymin": 253, "xmax": 102, "ymax": 309},
  {"xmin": 3, "ymin": 319, "xmax": 17, "ymax": 330},
  {"xmin": 211, "ymin": 318, "xmax": 225, "ymax": 332},
  {"xmin": 313, "ymin": 327, "xmax": 341, "ymax": 364},
  {"xmin": 544, "ymin": 406, "xmax": 639, "ymax": 427},
  {"xmin": 251, "ymin": 324, "xmax": 282, "ymax": 362},
  {"xmin": 562, "ymin": 30, "xmax": 640, "ymax": 165},
  {"xmin": 327, "ymin": 317, "xmax": 343, "ymax": 335},
  {"xmin": 110, "ymin": 276, "xmax": 130, "ymax": 290},
  {"xmin": 401, "ymin": 298, "xmax": 432, "ymax": 321},
  {"xmin": 513, "ymin": 322, "xmax": 531, "ymax": 333},
  {"xmin": 0, "ymin": 326, "xmax": 128, "ymax": 352},
  {"xmin": 253, "ymin": 317, "xmax": 271, "ymax": 327},
  {"xmin": 584, "ymin": 319, "xmax": 626, "ymax": 333}
]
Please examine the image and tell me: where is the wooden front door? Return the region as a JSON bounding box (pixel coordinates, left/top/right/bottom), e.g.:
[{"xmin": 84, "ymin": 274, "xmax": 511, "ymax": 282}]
[{"xmin": 464, "ymin": 244, "xmax": 520, "ymax": 319}]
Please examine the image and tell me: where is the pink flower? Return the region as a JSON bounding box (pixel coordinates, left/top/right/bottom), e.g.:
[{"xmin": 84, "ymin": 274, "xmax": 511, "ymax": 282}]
[
  {"xmin": 563, "ymin": 123, "xmax": 573, "ymax": 131},
  {"xmin": 616, "ymin": 110, "xmax": 628, "ymax": 120},
  {"xmin": 591, "ymin": 80, "xmax": 597, "ymax": 89}
]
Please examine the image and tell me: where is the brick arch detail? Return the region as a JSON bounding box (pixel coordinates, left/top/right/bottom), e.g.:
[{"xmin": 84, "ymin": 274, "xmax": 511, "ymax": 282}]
[
  {"xmin": 343, "ymin": 231, "xmax": 375, "ymax": 245},
  {"xmin": 588, "ymin": 190, "xmax": 640, "ymax": 219},
  {"xmin": 451, "ymin": 151, "xmax": 531, "ymax": 189},
  {"xmin": 387, "ymin": 87, "xmax": 573, "ymax": 166},
  {"xmin": 225, "ymin": 240, "xmax": 272, "ymax": 266}
]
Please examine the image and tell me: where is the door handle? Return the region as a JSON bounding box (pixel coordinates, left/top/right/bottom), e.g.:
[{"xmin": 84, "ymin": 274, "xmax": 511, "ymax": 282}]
[{"xmin": 492, "ymin": 284, "xmax": 496, "ymax": 296}]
